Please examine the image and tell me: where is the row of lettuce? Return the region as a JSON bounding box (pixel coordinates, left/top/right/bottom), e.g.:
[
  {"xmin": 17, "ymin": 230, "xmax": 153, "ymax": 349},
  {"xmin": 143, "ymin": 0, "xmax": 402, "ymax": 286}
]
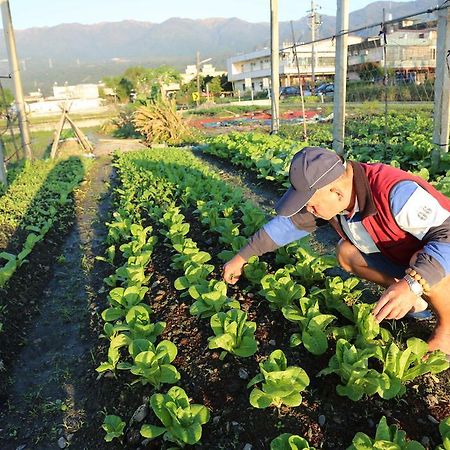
[
  {"xmin": 96, "ymin": 147, "xmax": 449, "ymax": 449},
  {"xmin": 0, "ymin": 157, "xmax": 89, "ymax": 334},
  {"xmin": 202, "ymin": 112, "xmax": 450, "ymax": 196}
]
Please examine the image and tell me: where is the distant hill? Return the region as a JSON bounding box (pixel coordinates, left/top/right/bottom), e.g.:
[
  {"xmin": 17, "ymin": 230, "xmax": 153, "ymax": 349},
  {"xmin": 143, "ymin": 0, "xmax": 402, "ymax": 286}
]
[{"xmin": 0, "ymin": 0, "xmax": 438, "ymax": 94}]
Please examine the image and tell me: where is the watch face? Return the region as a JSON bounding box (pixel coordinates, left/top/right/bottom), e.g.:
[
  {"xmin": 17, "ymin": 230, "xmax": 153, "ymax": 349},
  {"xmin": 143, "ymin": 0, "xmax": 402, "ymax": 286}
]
[{"xmin": 406, "ymin": 276, "xmax": 422, "ymax": 296}]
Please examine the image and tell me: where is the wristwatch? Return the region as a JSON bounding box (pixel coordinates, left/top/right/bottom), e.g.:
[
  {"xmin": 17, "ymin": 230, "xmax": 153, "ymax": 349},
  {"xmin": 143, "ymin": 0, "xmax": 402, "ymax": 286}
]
[{"xmin": 403, "ymin": 274, "xmax": 424, "ymax": 296}]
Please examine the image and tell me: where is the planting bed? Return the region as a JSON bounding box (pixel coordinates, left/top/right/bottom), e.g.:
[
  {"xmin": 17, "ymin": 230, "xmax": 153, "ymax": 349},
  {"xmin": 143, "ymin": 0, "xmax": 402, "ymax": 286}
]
[{"xmin": 71, "ymin": 147, "xmax": 449, "ymax": 449}]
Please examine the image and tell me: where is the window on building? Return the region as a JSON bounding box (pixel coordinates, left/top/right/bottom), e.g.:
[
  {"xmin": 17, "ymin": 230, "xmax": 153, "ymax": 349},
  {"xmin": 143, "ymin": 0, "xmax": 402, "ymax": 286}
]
[
  {"xmin": 319, "ymin": 57, "xmax": 335, "ymax": 66},
  {"xmin": 432, "ymin": 48, "xmax": 436, "ymax": 60}
]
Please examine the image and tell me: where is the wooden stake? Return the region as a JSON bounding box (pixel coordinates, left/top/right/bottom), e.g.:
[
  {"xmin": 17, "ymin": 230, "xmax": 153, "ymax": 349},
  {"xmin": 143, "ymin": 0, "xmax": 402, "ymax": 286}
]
[
  {"xmin": 50, "ymin": 109, "xmax": 66, "ymax": 159},
  {"xmin": 0, "ymin": 139, "xmax": 7, "ymax": 185},
  {"xmin": 65, "ymin": 114, "xmax": 93, "ymax": 152}
]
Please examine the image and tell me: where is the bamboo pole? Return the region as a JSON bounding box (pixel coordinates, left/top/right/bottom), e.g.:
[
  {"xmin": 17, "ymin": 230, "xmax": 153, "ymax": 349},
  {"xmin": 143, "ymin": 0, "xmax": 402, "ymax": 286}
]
[
  {"xmin": 0, "ymin": 139, "xmax": 7, "ymax": 185},
  {"xmin": 332, "ymin": 0, "xmax": 349, "ymax": 157},
  {"xmin": 270, "ymin": 0, "xmax": 280, "ymax": 134},
  {"xmin": 431, "ymin": 6, "xmax": 450, "ymax": 172}
]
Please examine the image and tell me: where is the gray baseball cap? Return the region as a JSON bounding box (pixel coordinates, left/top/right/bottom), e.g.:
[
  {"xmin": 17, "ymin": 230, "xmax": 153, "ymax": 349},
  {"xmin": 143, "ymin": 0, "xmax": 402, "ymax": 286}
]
[{"xmin": 275, "ymin": 147, "xmax": 345, "ymax": 217}]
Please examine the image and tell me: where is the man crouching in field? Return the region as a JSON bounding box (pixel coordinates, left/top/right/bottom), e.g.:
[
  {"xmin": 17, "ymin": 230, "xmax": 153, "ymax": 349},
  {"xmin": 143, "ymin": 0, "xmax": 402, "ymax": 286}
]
[{"xmin": 223, "ymin": 147, "xmax": 450, "ymax": 356}]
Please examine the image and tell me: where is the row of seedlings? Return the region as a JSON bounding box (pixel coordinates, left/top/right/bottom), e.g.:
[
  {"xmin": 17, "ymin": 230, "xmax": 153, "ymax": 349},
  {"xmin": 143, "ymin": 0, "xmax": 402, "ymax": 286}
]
[{"xmin": 97, "ymin": 153, "xmax": 210, "ymax": 448}]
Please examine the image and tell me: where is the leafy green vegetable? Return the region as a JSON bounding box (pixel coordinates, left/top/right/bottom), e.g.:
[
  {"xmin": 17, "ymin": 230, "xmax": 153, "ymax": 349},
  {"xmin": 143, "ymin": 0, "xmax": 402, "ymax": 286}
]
[
  {"xmin": 140, "ymin": 386, "xmax": 210, "ymax": 446},
  {"xmin": 271, "ymin": 433, "xmax": 316, "ymax": 450},
  {"xmin": 102, "ymin": 415, "xmax": 126, "ymax": 442},
  {"xmin": 347, "ymin": 416, "xmax": 425, "ymax": 450},
  {"xmin": 208, "ymin": 309, "xmax": 258, "ymax": 359},
  {"xmin": 247, "ymin": 349, "xmax": 310, "ymax": 409}
]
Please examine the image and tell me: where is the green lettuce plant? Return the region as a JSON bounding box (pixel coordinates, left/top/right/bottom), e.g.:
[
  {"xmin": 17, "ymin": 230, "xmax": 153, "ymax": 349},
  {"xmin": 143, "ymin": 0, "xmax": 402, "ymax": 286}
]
[
  {"xmin": 102, "ymin": 414, "xmax": 126, "ymax": 442},
  {"xmin": 318, "ymin": 339, "xmax": 384, "ymax": 401},
  {"xmin": 436, "ymin": 416, "xmax": 450, "ymax": 450},
  {"xmin": 282, "ymin": 296, "xmax": 336, "ymax": 355},
  {"xmin": 347, "ymin": 416, "xmax": 425, "ymax": 450},
  {"xmin": 312, "ymin": 276, "xmax": 362, "ymax": 321},
  {"xmin": 271, "ymin": 433, "xmax": 316, "ymax": 450},
  {"xmin": 189, "ymin": 279, "xmax": 240, "ymax": 318},
  {"xmin": 101, "ymin": 285, "xmax": 149, "ymax": 322},
  {"xmin": 260, "ymin": 268, "xmax": 305, "ymax": 311},
  {"xmin": 119, "ymin": 339, "xmax": 180, "ymax": 387},
  {"xmin": 208, "ymin": 308, "xmax": 258, "ymax": 360},
  {"xmin": 140, "ymin": 386, "xmax": 210, "ymax": 447},
  {"xmin": 375, "ymin": 337, "xmax": 450, "ymax": 399},
  {"xmin": 247, "ymin": 349, "xmax": 310, "ymax": 409},
  {"xmin": 243, "ymin": 256, "xmax": 268, "ymax": 286}
]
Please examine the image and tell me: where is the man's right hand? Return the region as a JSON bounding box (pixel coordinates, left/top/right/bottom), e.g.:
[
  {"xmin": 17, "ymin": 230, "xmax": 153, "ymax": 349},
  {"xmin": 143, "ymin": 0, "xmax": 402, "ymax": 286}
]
[{"xmin": 223, "ymin": 254, "xmax": 246, "ymax": 284}]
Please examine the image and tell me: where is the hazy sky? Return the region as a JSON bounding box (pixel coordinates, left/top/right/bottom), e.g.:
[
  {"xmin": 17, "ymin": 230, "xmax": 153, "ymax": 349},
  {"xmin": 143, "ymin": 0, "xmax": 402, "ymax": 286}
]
[{"xmin": 10, "ymin": 0, "xmax": 413, "ymax": 30}]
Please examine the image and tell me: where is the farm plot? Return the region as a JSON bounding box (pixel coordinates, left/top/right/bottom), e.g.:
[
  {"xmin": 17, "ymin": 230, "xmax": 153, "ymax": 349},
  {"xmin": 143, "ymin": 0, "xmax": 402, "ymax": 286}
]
[
  {"xmin": 0, "ymin": 157, "xmax": 90, "ymax": 386},
  {"xmin": 85, "ymin": 147, "xmax": 450, "ymax": 450},
  {"xmin": 204, "ymin": 113, "xmax": 450, "ymax": 192}
]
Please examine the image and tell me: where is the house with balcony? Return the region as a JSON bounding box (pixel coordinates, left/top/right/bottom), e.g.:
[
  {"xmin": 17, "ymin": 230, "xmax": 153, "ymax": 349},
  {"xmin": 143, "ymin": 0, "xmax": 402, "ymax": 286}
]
[
  {"xmin": 348, "ymin": 18, "xmax": 437, "ymax": 83},
  {"xmin": 226, "ymin": 36, "xmax": 363, "ymax": 93}
]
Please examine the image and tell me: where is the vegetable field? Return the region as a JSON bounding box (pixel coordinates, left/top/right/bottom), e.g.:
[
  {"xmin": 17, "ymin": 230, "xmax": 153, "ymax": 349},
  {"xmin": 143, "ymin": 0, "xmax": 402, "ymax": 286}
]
[{"xmin": 1, "ymin": 114, "xmax": 449, "ymax": 449}]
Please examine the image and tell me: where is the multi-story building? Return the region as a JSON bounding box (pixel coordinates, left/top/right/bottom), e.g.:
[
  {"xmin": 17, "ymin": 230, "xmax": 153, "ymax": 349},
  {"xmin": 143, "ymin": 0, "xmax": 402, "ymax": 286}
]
[
  {"xmin": 348, "ymin": 19, "xmax": 437, "ymax": 83},
  {"xmin": 227, "ymin": 36, "xmax": 362, "ymax": 93}
]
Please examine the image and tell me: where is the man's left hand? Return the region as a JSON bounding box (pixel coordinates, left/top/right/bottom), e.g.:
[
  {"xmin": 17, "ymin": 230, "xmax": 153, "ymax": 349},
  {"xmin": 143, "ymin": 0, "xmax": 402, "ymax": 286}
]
[{"xmin": 372, "ymin": 279, "xmax": 418, "ymax": 322}]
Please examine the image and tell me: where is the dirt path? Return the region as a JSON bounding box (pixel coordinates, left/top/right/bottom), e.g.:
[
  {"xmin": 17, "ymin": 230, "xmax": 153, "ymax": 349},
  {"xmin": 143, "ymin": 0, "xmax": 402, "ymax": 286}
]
[{"xmin": 0, "ymin": 139, "xmax": 144, "ymax": 450}]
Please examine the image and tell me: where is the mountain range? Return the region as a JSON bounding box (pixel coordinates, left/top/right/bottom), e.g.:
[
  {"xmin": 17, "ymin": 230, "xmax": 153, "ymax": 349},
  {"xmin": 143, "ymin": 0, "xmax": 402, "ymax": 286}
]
[{"xmin": 0, "ymin": 0, "xmax": 439, "ymax": 94}]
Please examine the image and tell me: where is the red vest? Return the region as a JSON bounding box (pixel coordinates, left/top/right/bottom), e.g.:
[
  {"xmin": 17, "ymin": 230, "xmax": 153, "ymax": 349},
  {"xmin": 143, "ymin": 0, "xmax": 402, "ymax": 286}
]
[{"xmin": 359, "ymin": 163, "xmax": 450, "ymax": 265}]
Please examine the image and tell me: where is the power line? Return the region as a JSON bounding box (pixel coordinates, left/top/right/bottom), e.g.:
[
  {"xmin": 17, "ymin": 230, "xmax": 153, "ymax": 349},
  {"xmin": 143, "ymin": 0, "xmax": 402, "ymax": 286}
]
[{"xmin": 282, "ymin": 3, "xmax": 449, "ymax": 53}]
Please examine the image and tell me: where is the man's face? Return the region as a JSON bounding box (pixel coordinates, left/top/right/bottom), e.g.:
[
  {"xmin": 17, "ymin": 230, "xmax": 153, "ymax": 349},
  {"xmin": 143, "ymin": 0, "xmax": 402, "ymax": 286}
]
[{"xmin": 305, "ymin": 184, "xmax": 346, "ymax": 220}]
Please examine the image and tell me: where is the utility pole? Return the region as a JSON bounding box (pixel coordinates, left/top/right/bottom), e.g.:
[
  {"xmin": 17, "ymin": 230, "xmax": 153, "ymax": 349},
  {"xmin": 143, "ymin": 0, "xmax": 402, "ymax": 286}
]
[
  {"xmin": 431, "ymin": 5, "xmax": 450, "ymax": 172},
  {"xmin": 290, "ymin": 21, "xmax": 307, "ymax": 141},
  {"xmin": 382, "ymin": 8, "xmax": 389, "ymax": 157},
  {"xmin": 195, "ymin": 51, "xmax": 212, "ymax": 108},
  {"xmin": 332, "ymin": 0, "xmax": 349, "ymax": 157},
  {"xmin": 0, "ymin": 0, "xmax": 32, "ymax": 159},
  {"xmin": 196, "ymin": 51, "xmax": 201, "ymax": 107},
  {"xmin": 308, "ymin": 0, "xmax": 320, "ymax": 94},
  {"xmin": 270, "ymin": 0, "xmax": 280, "ymax": 133}
]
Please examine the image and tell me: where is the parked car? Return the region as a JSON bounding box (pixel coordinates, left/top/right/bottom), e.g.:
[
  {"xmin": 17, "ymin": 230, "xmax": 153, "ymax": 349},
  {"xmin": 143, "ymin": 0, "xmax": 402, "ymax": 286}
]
[
  {"xmin": 279, "ymin": 86, "xmax": 300, "ymax": 98},
  {"xmin": 315, "ymin": 83, "xmax": 334, "ymax": 96},
  {"xmin": 280, "ymin": 85, "xmax": 314, "ymax": 99}
]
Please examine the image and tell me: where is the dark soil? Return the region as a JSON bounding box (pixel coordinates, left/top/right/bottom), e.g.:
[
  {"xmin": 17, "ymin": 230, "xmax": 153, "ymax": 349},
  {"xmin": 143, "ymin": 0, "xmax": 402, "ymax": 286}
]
[
  {"xmin": 72, "ymin": 151, "xmax": 449, "ymax": 450},
  {"xmin": 1, "ymin": 146, "xmax": 448, "ymax": 450},
  {"xmin": 0, "ymin": 155, "xmax": 114, "ymax": 449}
]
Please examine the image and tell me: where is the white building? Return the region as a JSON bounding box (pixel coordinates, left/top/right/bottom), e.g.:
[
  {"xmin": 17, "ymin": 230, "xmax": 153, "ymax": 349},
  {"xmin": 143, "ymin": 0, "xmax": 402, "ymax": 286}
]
[
  {"xmin": 227, "ymin": 36, "xmax": 363, "ymax": 93},
  {"xmin": 181, "ymin": 64, "xmax": 226, "ymax": 84},
  {"xmin": 52, "ymin": 83, "xmax": 99, "ymax": 100},
  {"xmin": 24, "ymin": 83, "xmax": 104, "ymax": 115}
]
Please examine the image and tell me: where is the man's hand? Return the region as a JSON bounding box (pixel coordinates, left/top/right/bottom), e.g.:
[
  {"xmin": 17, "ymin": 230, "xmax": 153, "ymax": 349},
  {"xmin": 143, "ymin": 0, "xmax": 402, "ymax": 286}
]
[
  {"xmin": 372, "ymin": 279, "xmax": 419, "ymax": 322},
  {"xmin": 223, "ymin": 254, "xmax": 246, "ymax": 285}
]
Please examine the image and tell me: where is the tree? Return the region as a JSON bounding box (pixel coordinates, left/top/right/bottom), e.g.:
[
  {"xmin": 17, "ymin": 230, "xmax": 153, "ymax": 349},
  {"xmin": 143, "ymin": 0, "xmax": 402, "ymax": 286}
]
[
  {"xmin": 357, "ymin": 62, "xmax": 384, "ymax": 82},
  {"xmin": 102, "ymin": 66, "xmax": 181, "ymax": 103},
  {"xmin": 207, "ymin": 76, "xmax": 222, "ymax": 96},
  {"xmin": 0, "ymin": 87, "xmax": 14, "ymax": 110}
]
